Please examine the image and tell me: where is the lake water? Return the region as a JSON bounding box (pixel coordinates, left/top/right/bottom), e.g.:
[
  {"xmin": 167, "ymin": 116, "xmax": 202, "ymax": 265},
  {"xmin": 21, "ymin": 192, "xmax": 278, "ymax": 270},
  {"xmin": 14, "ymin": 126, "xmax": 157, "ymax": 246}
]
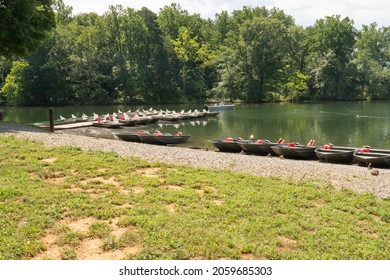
[{"xmin": 1, "ymin": 101, "xmax": 390, "ymax": 149}]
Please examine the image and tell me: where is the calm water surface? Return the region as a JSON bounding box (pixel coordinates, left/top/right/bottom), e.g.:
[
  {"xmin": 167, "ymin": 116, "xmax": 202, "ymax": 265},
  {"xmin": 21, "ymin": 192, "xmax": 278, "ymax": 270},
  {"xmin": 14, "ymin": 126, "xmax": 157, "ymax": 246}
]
[{"xmin": 2, "ymin": 101, "xmax": 390, "ymax": 149}]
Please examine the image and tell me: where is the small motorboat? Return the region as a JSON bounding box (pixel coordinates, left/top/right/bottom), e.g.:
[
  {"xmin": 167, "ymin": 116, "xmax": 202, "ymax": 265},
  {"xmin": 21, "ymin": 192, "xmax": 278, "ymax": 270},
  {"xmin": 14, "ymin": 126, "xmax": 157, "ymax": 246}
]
[
  {"xmin": 204, "ymin": 102, "xmax": 235, "ymax": 111},
  {"xmin": 208, "ymin": 137, "xmax": 252, "ymax": 153},
  {"xmin": 315, "ymin": 144, "xmax": 357, "ymax": 163},
  {"xmin": 271, "ymin": 140, "xmax": 318, "ymax": 159},
  {"xmin": 138, "ymin": 131, "xmax": 190, "ymax": 145},
  {"xmin": 353, "ymin": 147, "xmax": 390, "ymax": 167},
  {"xmin": 238, "ymin": 138, "xmax": 285, "ymax": 156}
]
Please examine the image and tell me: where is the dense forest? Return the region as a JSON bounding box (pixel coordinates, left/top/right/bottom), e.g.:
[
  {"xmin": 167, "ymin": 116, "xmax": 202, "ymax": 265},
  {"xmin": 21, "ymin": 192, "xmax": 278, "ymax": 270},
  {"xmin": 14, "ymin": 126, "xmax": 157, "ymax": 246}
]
[{"xmin": 2, "ymin": 1, "xmax": 390, "ymax": 106}]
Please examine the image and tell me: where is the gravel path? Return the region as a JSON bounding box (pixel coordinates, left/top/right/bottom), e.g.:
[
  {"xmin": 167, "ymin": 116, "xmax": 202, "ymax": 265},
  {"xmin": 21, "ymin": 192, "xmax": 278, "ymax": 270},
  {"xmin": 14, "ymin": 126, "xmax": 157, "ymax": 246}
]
[{"xmin": 2, "ymin": 122, "xmax": 390, "ymax": 198}]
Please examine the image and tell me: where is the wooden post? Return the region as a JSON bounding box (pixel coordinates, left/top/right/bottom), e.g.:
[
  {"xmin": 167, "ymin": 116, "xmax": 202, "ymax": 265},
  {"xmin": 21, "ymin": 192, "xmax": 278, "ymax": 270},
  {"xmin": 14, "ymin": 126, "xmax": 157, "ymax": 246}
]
[
  {"xmin": 0, "ymin": 111, "xmax": 4, "ymax": 121},
  {"xmin": 49, "ymin": 108, "xmax": 54, "ymax": 132}
]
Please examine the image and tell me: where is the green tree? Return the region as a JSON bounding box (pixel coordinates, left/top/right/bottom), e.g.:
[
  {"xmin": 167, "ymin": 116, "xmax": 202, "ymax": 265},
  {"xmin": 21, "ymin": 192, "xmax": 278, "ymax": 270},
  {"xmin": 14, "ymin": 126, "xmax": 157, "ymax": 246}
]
[
  {"xmin": 355, "ymin": 24, "xmax": 390, "ymax": 99},
  {"xmin": 0, "ymin": 0, "xmax": 56, "ymax": 57},
  {"xmin": 1, "ymin": 60, "xmax": 30, "ymax": 105},
  {"xmin": 307, "ymin": 15, "xmax": 357, "ymax": 100}
]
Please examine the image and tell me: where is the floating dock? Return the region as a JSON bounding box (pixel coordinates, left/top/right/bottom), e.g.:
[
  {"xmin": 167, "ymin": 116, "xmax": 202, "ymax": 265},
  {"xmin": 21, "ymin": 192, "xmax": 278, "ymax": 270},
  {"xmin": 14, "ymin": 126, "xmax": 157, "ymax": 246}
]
[{"xmin": 54, "ymin": 121, "xmax": 94, "ymax": 130}]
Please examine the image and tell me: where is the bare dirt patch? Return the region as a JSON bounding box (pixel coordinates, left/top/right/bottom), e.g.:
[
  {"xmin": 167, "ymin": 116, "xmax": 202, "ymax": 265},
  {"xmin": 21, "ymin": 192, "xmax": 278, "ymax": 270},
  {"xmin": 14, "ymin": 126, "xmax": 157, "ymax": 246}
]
[
  {"xmin": 41, "ymin": 157, "xmax": 57, "ymax": 164},
  {"xmin": 195, "ymin": 189, "xmax": 204, "ymax": 195},
  {"xmin": 164, "ymin": 185, "xmax": 183, "ymax": 191},
  {"xmin": 130, "ymin": 186, "xmax": 145, "ymax": 194},
  {"xmin": 277, "ymin": 236, "xmax": 298, "ymax": 251},
  {"xmin": 80, "ymin": 176, "xmax": 121, "ymax": 187},
  {"xmin": 313, "ymin": 199, "xmax": 324, "ymax": 208},
  {"xmin": 32, "ymin": 216, "xmax": 142, "ymax": 260},
  {"xmin": 135, "ymin": 167, "xmax": 161, "ymax": 177},
  {"xmin": 78, "ymin": 243, "xmax": 142, "ymax": 260},
  {"xmin": 167, "ymin": 203, "xmax": 176, "ymax": 213},
  {"xmin": 240, "ymin": 254, "xmax": 257, "ymax": 260},
  {"xmin": 45, "ymin": 177, "xmax": 66, "ymax": 185},
  {"xmin": 60, "ymin": 217, "xmax": 97, "ymax": 232},
  {"xmin": 212, "ymin": 199, "xmax": 223, "ymax": 205}
]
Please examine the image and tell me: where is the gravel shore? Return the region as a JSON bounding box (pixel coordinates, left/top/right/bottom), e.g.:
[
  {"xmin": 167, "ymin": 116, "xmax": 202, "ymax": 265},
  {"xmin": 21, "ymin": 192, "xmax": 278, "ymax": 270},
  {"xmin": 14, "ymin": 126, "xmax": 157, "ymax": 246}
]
[{"xmin": 2, "ymin": 122, "xmax": 390, "ymax": 198}]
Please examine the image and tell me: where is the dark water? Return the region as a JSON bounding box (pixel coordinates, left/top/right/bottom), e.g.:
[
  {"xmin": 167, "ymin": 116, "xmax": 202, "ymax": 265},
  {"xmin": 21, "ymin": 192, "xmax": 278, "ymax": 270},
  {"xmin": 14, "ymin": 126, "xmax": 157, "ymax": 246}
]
[{"xmin": 2, "ymin": 101, "xmax": 390, "ymax": 149}]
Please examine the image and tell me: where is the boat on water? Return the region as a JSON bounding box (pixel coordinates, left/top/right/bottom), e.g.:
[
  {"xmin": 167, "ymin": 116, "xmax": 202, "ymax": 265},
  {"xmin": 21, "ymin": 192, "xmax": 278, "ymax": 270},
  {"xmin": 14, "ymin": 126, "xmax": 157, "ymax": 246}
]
[
  {"xmin": 204, "ymin": 102, "xmax": 235, "ymax": 111},
  {"xmin": 271, "ymin": 140, "xmax": 318, "ymax": 159},
  {"xmin": 32, "ymin": 117, "xmax": 76, "ymax": 128},
  {"xmin": 353, "ymin": 147, "xmax": 390, "ymax": 167},
  {"xmin": 92, "ymin": 121, "xmax": 123, "ymax": 128},
  {"xmin": 315, "ymin": 144, "xmax": 357, "ymax": 163},
  {"xmin": 238, "ymin": 138, "xmax": 286, "ymax": 156},
  {"xmin": 138, "ymin": 131, "xmax": 190, "ymax": 145},
  {"xmin": 208, "ymin": 137, "xmax": 252, "ymax": 153}
]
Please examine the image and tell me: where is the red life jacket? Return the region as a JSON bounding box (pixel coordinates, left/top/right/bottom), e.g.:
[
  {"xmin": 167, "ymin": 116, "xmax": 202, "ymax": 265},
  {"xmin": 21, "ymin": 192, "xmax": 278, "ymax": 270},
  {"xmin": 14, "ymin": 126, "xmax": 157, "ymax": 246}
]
[
  {"xmin": 358, "ymin": 147, "xmax": 370, "ymax": 153},
  {"xmin": 323, "ymin": 144, "xmax": 332, "ymax": 150},
  {"xmin": 226, "ymin": 137, "xmax": 233, "ymax": 142},
  {"xmin": 256, "ymin": 139, "xmax": 263, "ymax": 144},
  {"xmin": 287, "ymin": 142, "xmax": 296, "ymax": 147}
]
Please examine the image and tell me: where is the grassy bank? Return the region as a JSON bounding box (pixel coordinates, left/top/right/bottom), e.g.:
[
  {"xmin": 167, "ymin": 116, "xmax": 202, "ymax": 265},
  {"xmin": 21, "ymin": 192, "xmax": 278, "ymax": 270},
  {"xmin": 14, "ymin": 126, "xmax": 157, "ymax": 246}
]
[{"xmin": 0, "ymin": 135, "xmax": 389, "ymax": 260}]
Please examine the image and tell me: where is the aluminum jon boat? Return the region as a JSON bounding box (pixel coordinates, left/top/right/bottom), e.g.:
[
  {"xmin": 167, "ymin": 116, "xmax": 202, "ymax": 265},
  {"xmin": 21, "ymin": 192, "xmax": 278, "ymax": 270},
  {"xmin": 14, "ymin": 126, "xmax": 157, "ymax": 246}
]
[{"xmin": 315, "ymin": 145, "xmax": 357, "ymax": 163}]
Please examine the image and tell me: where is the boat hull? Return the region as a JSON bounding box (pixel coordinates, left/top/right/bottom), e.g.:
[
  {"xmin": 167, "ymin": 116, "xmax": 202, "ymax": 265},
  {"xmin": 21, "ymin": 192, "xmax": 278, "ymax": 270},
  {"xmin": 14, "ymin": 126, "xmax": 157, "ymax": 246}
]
[
  {"xmin": 92, "ymin": 122, "xmax": 123, "ymax": 128},
  {"xmin": 116, "ymin": 133, "xmax": 142, "ymax": 142},
  {"xmin": 238, "ymin": 141, "xmax": 279, "ymax": 156},
  {"xmin": 315, "ymin": 146, "xmax": 357, "ymax": 163},
  {"xmin": 353, "ymin": 149, "xmax": 390, "ymax": 167},
  {"xmin": 272, "ymin": 145, "xmax": 317, "ymax": 159},
  {"xmin": 206, "ymin": 104, "xmax": 235, "ymax": 111},
  {"xmin": 208, "ymin": 139, "xmax": 252, "ymax": 153},
  {"xmin": 138, "ymin": 135, "xmax": 190, "ymax": 145}
]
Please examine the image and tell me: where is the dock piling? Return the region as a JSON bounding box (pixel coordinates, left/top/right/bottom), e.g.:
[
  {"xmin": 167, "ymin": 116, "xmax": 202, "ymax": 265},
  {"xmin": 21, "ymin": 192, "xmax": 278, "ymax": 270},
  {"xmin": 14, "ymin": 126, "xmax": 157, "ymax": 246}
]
[{"xmin": 49, "ymin": 108, "xmax": 54, "ymax": 132}]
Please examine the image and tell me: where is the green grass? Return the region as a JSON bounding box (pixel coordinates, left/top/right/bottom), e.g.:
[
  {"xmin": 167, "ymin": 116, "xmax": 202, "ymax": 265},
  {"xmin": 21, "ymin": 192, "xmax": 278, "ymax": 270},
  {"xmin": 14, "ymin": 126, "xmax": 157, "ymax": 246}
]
[{"xmin": 0, "ymin": 135, "xmax": 389, "ymax": 260}]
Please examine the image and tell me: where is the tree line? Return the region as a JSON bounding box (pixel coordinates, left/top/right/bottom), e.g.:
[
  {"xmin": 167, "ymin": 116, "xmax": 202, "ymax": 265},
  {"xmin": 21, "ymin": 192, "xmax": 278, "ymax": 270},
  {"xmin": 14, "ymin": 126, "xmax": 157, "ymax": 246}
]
[{"xmin": 1, "ymin": 1, "xmax": 390, "ymax": 106}]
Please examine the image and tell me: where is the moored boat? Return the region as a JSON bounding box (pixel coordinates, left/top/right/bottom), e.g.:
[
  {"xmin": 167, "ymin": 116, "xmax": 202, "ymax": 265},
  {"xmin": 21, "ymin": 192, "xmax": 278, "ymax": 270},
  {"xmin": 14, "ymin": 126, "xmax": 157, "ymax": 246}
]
[
  {"xmin": 315, "ymin": 144, "xmax": 357, "ymax": 163},
  {"xmin": 208, "ymin": 137, "xmax": 252, "ymax": 153},
  {"xmin": 138, "ymin": 131, "xmax": 190, "ymax": 145},
  {"xmin": 204, "ymin": 102, "xmax": 235, "ymax": 111},
  {"xmin": 92, "ymin": 121, "xmax": 123, "ymax": 128},
  {"xmin": 353, "ymin": 147, "xmax": 390, "ymax": 167},
  {"xmin": 32, "ymin": 117, "xmax": 76, "ymax": 128},
  {"xmin": 271, "ymin": 140, "xmax": 318, "ymax": 159},
  {"xmin": 115, "ymin": 131, "xmax": 150, "ymax": 142},
  {"xmin": 238, "ymin": 138, "xmax": 285, "ymax": 156}
]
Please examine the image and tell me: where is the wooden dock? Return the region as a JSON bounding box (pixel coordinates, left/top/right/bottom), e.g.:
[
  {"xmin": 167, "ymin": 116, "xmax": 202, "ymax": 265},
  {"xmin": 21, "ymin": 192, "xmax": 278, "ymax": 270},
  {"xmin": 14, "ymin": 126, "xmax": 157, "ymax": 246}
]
[{"xmin": 54, "ymin": 121, "xmax": 94, "ymax": 130}]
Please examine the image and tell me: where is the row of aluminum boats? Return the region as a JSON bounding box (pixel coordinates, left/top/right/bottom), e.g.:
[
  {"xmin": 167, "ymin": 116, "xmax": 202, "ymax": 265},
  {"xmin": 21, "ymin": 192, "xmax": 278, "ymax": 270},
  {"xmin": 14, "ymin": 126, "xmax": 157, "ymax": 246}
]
[
  {"xmin": 208, "ymin": 138, "xmax": 390, "ymax": 167},
  {"xmin": 33, "ymin": 108, "xmax": 219, "ymax": 129}
]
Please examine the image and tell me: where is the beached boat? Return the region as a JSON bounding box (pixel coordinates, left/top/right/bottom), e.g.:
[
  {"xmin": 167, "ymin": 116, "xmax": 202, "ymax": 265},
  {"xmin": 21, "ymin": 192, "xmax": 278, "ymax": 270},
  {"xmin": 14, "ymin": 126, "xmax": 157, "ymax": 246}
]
[
  {"xmin": 138, "ymin": 131, "xmax": 190, "ymax": 145},
  {"xmin": 271, "ymin": 140, "xmax": 318, "ymax": 159},
  {"xmin": 353, "ymin": 147, "xmax": 390, "ymax": 167},
  {"xmin": 315, "ymin": 145, "xmax": 357, "ymax": 163},
  {"xmin": 204, "ymin": 102, "xmax": 235, "ymax": 111},
  {"xmin": 208, "ymin": 138, "xmax": 252, "ymax": 153},
  {"xmin": 238, "ymin": 138, "xmax": 285, "ymax": 156},
  {"xmin": 115, "ymin": 131, "xmax": 151, "ymax": 142}
]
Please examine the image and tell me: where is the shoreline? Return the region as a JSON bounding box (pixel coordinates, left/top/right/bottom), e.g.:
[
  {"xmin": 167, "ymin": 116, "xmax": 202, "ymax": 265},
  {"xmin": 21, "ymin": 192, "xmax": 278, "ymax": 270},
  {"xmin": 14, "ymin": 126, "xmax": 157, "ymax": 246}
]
[{"xmin": 1, "ymin": 122, "xmax": 390, "ymax": 198}]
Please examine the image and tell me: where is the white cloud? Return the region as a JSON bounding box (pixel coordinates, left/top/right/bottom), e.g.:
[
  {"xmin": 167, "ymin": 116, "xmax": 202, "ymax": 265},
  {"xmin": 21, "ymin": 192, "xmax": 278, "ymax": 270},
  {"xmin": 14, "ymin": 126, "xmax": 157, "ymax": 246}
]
[{"xmin": 63, "ymin": 0, "xmax": 390, "ymax": 27}]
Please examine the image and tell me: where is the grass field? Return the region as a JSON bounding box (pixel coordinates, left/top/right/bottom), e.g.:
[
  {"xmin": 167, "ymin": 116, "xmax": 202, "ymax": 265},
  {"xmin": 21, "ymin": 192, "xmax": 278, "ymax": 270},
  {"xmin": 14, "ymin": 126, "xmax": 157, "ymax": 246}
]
[{"xmin": 0, "ymin": 135, "xmax": 389, "ymax": 260}]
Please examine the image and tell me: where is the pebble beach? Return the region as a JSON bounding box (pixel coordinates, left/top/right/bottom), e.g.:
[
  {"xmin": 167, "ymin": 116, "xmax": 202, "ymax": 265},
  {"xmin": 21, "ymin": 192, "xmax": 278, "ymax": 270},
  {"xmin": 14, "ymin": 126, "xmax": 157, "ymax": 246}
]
[{"xmin": 1, "ymin": 122, "xmax": 390, "ymax": 198}]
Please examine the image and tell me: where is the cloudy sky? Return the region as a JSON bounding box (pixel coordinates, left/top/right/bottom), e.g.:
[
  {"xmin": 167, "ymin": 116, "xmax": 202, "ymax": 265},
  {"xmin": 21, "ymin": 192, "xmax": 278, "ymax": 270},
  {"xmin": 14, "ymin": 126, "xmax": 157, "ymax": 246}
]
[{"xmin": 63, "ymin": 0, "xmax": 390, "ymax": 28}]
